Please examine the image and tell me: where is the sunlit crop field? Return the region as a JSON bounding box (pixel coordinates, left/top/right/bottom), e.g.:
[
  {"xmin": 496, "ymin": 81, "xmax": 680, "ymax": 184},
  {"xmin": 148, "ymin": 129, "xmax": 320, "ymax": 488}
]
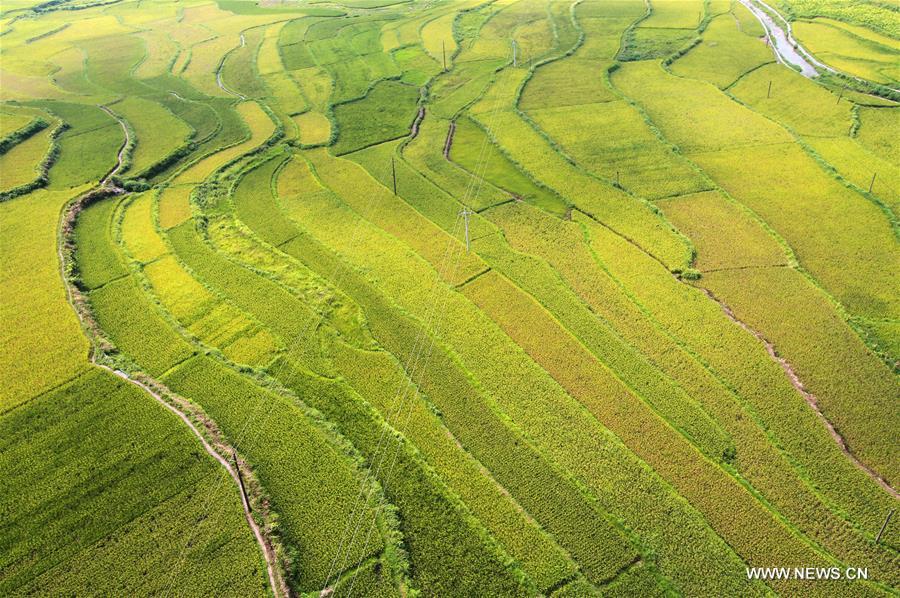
[{"xmin": 1, "ymin": 0, "xmax": 897, "ymax": 596}]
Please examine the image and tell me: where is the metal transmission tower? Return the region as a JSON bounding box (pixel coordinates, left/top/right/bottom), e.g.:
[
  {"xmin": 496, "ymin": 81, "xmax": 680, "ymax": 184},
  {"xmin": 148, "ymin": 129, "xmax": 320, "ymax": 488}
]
[
  {"xmin": 460, "ymin": 206, "xmax": 474, "ymax": 252},
  {"xmin": 512, "ymin": 40, "xmax": 517, "ymax": 67}
]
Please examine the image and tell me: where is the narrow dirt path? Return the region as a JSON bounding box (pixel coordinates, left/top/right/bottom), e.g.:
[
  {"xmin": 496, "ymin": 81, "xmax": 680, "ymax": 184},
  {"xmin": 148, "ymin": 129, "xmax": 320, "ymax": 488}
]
[
  {"xmin": 216, "ymin": 34, "xmax": 248, "ymax": 100},
  {"xmin": 700, "ymin": 287, "xmax": 899, "ymax": 499},
  {"xmin": 56, "ymin": 190, "xmax": 288, "ymax": 597},
  {"xmin": 103, "ymin": 366, "xmax": 285, "ymax": 595},
  {"xmin": 98, "ymin": 105, "xmax": 129, "ymax": 188}
]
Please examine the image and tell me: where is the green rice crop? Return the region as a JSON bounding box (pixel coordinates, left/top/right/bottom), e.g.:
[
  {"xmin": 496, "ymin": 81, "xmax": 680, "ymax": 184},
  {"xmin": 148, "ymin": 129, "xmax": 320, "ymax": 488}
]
[
  {"xmin": 620, "ymin": 28, "xmax": 696, "ymax": 61},
  {"xmin": 0, "ymin": 369, "xmax": 268, "ymax": 596},
  {"xmin": 221, "ymin": 27, "xmax": 268, "ymax": 99},
  {"xmin": 806, "ymin": 136, "xmax": 899, "ymax": 214},
  {"xmin": 27, "ymin": 101, "xmax": 124, "ymax": 189},
  {"xmin": 280, "ymin": 36, "xmax": 318, "ymax": 71},
  {"xmin": 155, "ymin": 94, "xmax": 220, "ymax": 143},
  {"xmin": 658, "ymin": 190, "xmax": 787, "ymax": 271},
  {"xmin": 428, "ymin": 58, "xmax": 504, "ymax": 118},
  {"xmin": 702, "ymin": 266, "xmax": 900, "ymax": 486},
  {"xmin": 0, "ymin": 109, "xmax": 37, "ymax": 138},
  {"xmin": 393, "ymin": 44, "xmax": 441, "ymax": 86},
  {"xmin": 291, "ymin": 66, "xmax": 333, "ymax": 109},
  {"xmin": 134, "ymin": 29, "xmax": 179, "ymax": 79},
  {"xmin": 167, "ymin": 220, "xmax": 318, "ymax": 347},
  {"xmin": 611, "ymin": 61, "xmax": 792, "ymax": 152},
  {"xmin": 792, "ymin": 18, "xmax": 899, "ymax": 84},
  {"xmin": 670, "ymin": 14, "xmax": 774, "ymax": 89},
  {"xmin": 305, "ymin": 148, "xmax": 485, "ymax": 284},
  {"xmin": 119, "ymin": 192, "xmax": 169, "ymax": 263},
  {"xmin": 732, "ymin": 1, "xmax": 766, "ymax": 37},
  {"xmin": 0, "ymin": 120, "xmax": 53, "ymax": 192},
  {"xmin": 215, "ymin": 0, "xmax": 343, "ymax": 16},
  {"xmin": 526, "ymin": 100, "xmax": 710, "ymax": 200},
  {"xmin": 465, "ymin": 234, "xmax": 734, "ymax": 462},
  {"xmin": 263, "ymin": 71, "xmax": 309, "ymax": 116},
  {"xmin": 729, "ymin": 62, "xmax": 853, "ymax": 137},
  {"xmin": 400, "ymin": 117, "xmax": 512, "ymax": 210},
  {"xmin": 639, "ymin": 0, "xmax": 704, "ymax": 29},
  {"xmin": 449, "ymin": 116, "xmax": 564, "ymax": 211},
  {"xmin": 0, "ymin": 186, "xmax": 91, "ymax": 410},
  {"xmin": 109, "ymin": 97, "xmax": 193, "ymax": 176},
  {"xmin": 0, "ymin": 115, "xmax": 49, "ymax": 155},
  {"xmin": 578, "ymin": 16, "xmax": 637, "ymax": 60},
  {"xmin": 777, "ymin": 0, "xmax": 899, "ymax": 36},
  {"xmin": 74, "ymin": 198, "xmax": 128, "ymax": 290},
  {"xmin": 173, "ymin": 101, "xmax": 275, "ymax": 185},
  {"xmin": 332, "ymin": 80, "xmax": 419, "ymax": 155},
  {"xmin": 690, "ymin": 142, "xmax": 898, "ymax": 325},
  {"xmin": 206, "ymin": 217, "xmax": 370, "ymax": 352},
  {"xmin": 184, "ymin": 35, "xmax": 244, "ymax": 98},
  {"xmin": 856, "ymin": 106, "xmax": 899, "ymax": 163},
  {"xmin": 90, "ymin": 275, "xmax": 197, "ymax": 375},
  {"xmin": 306, "ymin": 18, "xmax": 403, "ymax": 102},
  {"xmin": 519, "ymin": 58, "xmax": 616, "ymax": 110},
  {"xmin": 144, "ymin": 97, "xmax": 247, "ymax": 182},
  {"xmin": 79, "ymin": 33, "xmax": 152, "ymax": 97}
]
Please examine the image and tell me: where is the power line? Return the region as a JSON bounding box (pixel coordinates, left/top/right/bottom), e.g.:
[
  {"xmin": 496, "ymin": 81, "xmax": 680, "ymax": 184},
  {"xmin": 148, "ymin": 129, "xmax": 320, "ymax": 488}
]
[
  {"xmin": 460, "ymin": 206, "xmax": 473, "ymax": 252},
  {"xmin": 340, "ymin": 53, "xmax": 518, "ymax": 598}
]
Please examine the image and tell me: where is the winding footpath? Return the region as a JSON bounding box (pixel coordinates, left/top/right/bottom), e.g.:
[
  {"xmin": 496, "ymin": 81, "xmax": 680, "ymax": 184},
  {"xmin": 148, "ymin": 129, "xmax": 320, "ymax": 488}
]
[
  {"xmin": 98, "ymin": 105, "xmax": 130, "ymax": 189},
  {"xmin": 106, "ymin": 367, "xmax": 286, "ymax": 595},
  {"xmin": 216, "ymin": 33, "xmax": 248, "ymax": 100}
]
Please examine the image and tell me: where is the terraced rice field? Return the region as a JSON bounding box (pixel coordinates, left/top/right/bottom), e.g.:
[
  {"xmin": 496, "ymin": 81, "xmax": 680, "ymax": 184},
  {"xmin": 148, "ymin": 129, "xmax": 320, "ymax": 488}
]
[{"xmin": 1, "ymin": 0, "xmax": 897, "ymax": 596}]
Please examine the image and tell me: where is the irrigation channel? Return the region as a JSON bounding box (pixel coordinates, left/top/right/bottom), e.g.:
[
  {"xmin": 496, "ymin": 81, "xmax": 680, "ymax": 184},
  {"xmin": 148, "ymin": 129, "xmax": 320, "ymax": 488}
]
[
  {"xmin": 737, "ymin": 0, "xmax": 817, "ymax": 77},
  {"xmin": 740, "ymin": 0, "xmax": 900, "ymax": 93}
]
